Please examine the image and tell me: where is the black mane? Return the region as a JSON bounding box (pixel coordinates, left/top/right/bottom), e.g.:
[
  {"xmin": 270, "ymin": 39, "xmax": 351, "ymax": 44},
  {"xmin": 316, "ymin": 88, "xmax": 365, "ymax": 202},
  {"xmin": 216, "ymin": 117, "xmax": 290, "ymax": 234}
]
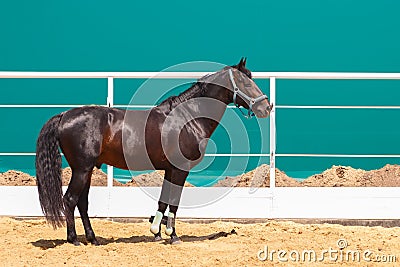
[{"xmin": 157, "ymin": 81, "xmax": 208, "ymax": 110}]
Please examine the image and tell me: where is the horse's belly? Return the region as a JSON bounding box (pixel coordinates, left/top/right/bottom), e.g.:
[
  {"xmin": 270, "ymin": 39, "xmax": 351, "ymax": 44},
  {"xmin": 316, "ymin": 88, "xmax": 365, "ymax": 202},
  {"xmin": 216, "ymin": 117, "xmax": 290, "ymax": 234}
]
[
  {"xmin": 123, "ymin": 152, "xmax": 157, "ymax": 170},
  {"xmin": 122, "ymin": 129, "xmax": 161, "ymax": 170}
]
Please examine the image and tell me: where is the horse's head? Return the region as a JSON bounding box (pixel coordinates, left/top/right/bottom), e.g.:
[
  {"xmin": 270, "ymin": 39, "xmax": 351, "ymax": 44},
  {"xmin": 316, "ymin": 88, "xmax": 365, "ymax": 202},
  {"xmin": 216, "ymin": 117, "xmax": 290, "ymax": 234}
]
[{"xmin": 229, "ymin": 58, "xmax": 272, "ymax": 118}]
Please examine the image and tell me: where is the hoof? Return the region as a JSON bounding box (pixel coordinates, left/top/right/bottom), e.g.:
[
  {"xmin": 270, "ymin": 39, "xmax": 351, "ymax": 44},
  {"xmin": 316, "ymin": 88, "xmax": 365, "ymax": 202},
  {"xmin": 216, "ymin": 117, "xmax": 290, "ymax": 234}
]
[
  {"xmin": 68, "ymin": 240, "xmax": 81, "ymax": 246},
  {"xmin": 154, "ymin": 235, "xmax": 163, "ymax": 242},
  {"xmin": 170, "ymin": 237, "xmax": 182, "ymax": 245},
  {"xmin": 90, "ymin": 239, "xmax": 100, "ymax": 246}
]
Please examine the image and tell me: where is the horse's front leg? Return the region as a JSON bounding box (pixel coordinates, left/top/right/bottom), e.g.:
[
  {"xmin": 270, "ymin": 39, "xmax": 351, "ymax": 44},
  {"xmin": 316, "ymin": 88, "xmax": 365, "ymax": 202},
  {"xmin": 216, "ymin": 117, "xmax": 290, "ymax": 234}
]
[
  {"xmin": 149, "ymin": 170, "xmax": 172, "ymax": 241},
  {"xmin": 165, "ymin": 205, "xmax": 181, "ymax": 244},
  {"xmin": 150, "ymin": 200, "xmax": 168, "ymax": 241},
  {"xmin": 150, "ymin": 168, "xmax": 187, "ymax": 244},
  {"xmin": 163, "ymin": 169, "xmax": 187, "ymax": 244}
]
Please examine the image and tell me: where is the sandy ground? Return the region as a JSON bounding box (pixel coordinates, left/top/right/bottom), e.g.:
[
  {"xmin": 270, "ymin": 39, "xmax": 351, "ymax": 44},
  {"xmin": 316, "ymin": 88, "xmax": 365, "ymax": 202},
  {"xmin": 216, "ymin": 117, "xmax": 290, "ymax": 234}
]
[
  {"xmin": 2, "ymin": 166, "xmax": 400, "ymax": 266},
  {"xmin": 1, "ymin": 217, "xmax": 399, "ymax": 266}
]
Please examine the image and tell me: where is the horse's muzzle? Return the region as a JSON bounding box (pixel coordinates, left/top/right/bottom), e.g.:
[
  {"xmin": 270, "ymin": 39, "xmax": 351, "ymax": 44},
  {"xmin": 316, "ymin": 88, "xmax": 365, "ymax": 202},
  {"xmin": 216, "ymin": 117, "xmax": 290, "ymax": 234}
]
[{"xmin": 254, "ymin": 102, "xmax": 273, "ymax": 118}]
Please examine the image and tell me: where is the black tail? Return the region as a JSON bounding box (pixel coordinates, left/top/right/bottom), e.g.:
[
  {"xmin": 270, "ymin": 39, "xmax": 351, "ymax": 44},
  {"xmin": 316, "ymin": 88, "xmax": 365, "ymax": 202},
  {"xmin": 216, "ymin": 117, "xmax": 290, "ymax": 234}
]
[{"xmin": 35, "ymin": 113, "xmax": 64, "ymax": 229}]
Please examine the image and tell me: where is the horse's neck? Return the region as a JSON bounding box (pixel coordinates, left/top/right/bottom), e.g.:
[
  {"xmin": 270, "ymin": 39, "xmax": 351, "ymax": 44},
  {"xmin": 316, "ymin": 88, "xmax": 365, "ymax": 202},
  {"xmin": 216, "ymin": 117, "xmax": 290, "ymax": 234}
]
[
  {"xmin": 195, "ymin": 84, "xmax": 230, "ymax": 138},
  {"xmin": 158, "ymin": 80, "xmax": 231, "ymax": 139}
]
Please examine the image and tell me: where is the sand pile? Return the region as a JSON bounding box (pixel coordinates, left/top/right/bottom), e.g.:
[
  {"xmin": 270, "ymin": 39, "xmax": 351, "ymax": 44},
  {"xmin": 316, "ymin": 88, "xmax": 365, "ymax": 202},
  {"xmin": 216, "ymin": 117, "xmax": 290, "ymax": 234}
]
[
  {"xmin": 302, "ymin": 164, "xmax": 400, "ymax": 187},
  {"xmin": 0, "ymin": 170, "xmax": 37, "ymax": 186},
  {"xmin": 0, "ymin": 168, "xmax": 123, "ymax": 187},
  {"xmin": 0, "ymin": 168, "xmax": 193, "ymax": 187},
  {"xmin": 361, "ymin": 164, "xmax": 400, "ymax": 187},
  {"xmin": 215, "ymin": 164, "xmax": 400, "ymax": 187},
  {"xmin": 1, "ymin": 164, "xmax": 400, "ymax": 187},
  {"xmin": 125, "ymin": 170, "xmax": 194, "ymax": 187},
  {"xmin": 301, "ymin": 165, "xmax": 367, "ymax": 187},
  {"xmin": 214, "ymin": 164, "xmax": 301, "ymax": 187},
  {"xmin": 61, "ymin": 167, "xmax": 124, "ymax": 186}
]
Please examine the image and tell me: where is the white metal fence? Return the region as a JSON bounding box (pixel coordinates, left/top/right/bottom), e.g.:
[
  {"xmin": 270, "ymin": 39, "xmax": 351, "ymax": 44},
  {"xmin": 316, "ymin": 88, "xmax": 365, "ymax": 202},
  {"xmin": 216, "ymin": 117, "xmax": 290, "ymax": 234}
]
[{"xmin": 1, "ymin": 71, "xmax": 400, "ymax": 219}]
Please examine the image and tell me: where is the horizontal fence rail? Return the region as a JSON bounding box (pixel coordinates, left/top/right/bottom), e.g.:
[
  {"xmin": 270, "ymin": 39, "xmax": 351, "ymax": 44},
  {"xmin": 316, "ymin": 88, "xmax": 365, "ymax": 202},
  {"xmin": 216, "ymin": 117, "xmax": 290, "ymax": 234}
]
[
  {"xmin": 2, "ymin": 71, "xmax": 400, "ymax": 79},
  {"xmin": 1, "ymin": 71, "xmax": 400, "ymax": 219},
  {"xmin": 277, "ymin": 105, "xmax": 400, "ymax": 109}
]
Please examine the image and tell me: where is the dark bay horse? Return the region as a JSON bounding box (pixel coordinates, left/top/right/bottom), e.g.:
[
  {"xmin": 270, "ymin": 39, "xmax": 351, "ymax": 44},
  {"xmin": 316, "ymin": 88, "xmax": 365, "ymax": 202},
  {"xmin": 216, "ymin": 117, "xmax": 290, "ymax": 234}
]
[{"xmin": 35, "ymin": 58, "xmax": 272, "ymax": 245}]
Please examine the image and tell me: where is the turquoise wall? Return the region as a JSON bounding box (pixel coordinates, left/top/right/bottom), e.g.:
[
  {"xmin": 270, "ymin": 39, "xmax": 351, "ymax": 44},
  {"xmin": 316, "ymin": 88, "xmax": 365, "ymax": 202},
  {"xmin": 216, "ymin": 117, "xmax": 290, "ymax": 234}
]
[{"xmin": 1, "ymin": 1, "xmax": 400, "ymax": 185}]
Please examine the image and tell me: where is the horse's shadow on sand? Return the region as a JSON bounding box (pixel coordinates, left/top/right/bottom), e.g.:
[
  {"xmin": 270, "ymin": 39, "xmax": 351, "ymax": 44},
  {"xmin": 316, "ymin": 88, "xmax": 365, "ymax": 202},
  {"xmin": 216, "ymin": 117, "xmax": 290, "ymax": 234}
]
[{"xmin": 31, "ymin": 229, "xmax": 237, "ymax": 249}]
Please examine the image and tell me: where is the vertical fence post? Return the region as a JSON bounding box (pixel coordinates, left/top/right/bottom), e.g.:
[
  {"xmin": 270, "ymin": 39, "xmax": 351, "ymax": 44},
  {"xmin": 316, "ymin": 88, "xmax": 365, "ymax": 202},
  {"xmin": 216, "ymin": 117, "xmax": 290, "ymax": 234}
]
[
  {"xmin": 269, "ymin": 77, "xmax": 276, "ymax": 190},
  {"xmin": 107, "ymin": 77, "xmax": 114, "ymax": 189},
  {"xmin": 269, "ymin": 77, "xmax": 276, "ymax": 218}
]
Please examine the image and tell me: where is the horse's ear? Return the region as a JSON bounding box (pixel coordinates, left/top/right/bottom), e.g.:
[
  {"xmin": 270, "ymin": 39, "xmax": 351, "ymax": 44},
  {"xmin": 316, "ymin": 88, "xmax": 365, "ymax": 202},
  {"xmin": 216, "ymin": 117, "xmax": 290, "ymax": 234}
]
[
  {"xmin": 232, "ymin": 58, "xmax": 246, "ymax": 69},
  {"xmin": 238, "ymin": 57, "xmax": 247, "ymax": 69}
]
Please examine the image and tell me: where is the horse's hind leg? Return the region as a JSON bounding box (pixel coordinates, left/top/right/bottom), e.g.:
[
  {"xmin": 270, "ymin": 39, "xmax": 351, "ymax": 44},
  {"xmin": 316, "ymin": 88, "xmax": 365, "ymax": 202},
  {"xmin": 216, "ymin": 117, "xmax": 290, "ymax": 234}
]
[
  {"xmin": 63, "ymin": 168, "xmax": 93, "ymax": 246},
  {"xmin": 77, "ymin": 170, "xmax": 99, "ymax": 245}
]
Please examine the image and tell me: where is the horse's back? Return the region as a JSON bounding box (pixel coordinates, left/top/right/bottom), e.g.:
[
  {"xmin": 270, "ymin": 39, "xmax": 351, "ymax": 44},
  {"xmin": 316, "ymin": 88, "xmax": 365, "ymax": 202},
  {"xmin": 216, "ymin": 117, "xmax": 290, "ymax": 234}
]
[{"xmin": 56, "ymin": 105, "xmax": 204, "ymax": 171}]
